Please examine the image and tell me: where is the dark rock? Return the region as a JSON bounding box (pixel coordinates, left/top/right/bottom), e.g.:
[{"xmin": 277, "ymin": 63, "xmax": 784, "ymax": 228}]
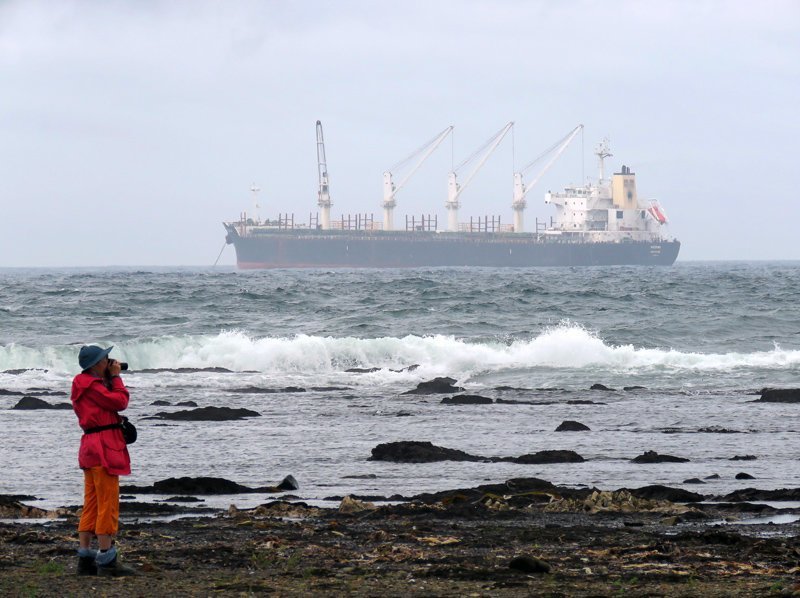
[
  {"xmin": 11, "ymin": 396, "xmax": 72, "ymax": 410},
  {"xmin": 590, "ymin": 383, "xmax": 615, "ymax": 391},
  {"xmin": 756, "ymin": 388, "xmax": 800, "ymax": 403},
  {"xmin": 152, "ymin": 406, "xmax": 261, "ymax": 421},
  {"xmin": 509, "ymin": 555, "xmax": 551, "ymax": 574},
  {"xmin": 0, "ymin": 389, "xmax": 24, "ymax": 395},
  {"xmin": 683, "ymin": 478, "xmax": 706, "ymax": 484},
  {"xmin": 121, "ymin": 477, "xmax": 255, "ymax": 494},
  {"xmin": 176, "ymin": 401, "xmax": 198, "ymax": 407},
  {"xmin": 623, "ymin": 386, "xmax": 646, "ymax": 391},
  {"xmin": 507, "ymin": 450, "xmax": 585, "ymax": 464},
  {"xmin": 310, "ymin": 387, "xmax": 351, "ymax": 392},
  {"xmin": 402, "ymin": 377, "xmax": 464, "ymax": 395},
  {"xmin": 276, "ymin": 475, "xmax": 299, "ymax": 491},
  {"xmin": 717, "ymin": 488, "xmax": 800, "ymax": 502},
  {"xmin": 119, "ymin": 501, "xmax": 215, "ymax": 515},
  {"xmin": 735, "ymin": 472, "xmax": 755, "ymax": 480},
  {"xmin": 566, "ymin": 399, "xmax": 605, "ymax": 405},
  {"xmin": 137, "ymin": 367, "xmax": 234, "ymax": 374},
  {"xmin": 369, "ymin": 441, "xmax": 480, "ymax": 463},
  {"xmin": 157, "ymin": 496, "xmax": 204, "ymax": 503},
  {"xmin": 704, "ymin": 474, "xmax": 721, "ymax": 479},
  {"xmin": 495, "ymin": 398, "xmax": 535, "ymax": 405},
  {"xmin": 555, "ymin": 420, "xmax": 590, "ymax": 432},
  {"xmin": 390, "ymin": 364, "xmax": 419, "ymax": 373},
  {"xmin": 627, "ymin": 485, "xmax": 705, "ymax": 503},
  {"xmin": 698, "ymin": 426, "xmax": 740, "ymax": 433},
  {"xmin": 631, "ymin": 450, "xmax": 690, "ymax": 463},
  {"xmin": 395, "ymin": 411, "xmax": 413, "ymax": 417},
  {"xmin": 230, "ymin": 386, "xmax": 306, "ymax": 394},
  {"xmin": 342, "ymin": 474, "xmax": 378, "ymax": 479},
  {"xmin": 730, "ymin": 455, "xmax": 757, "ymax": 461},
  {"xmin": 441, "ymin": 394, "xmax": 493, "ymax": 405},
  {"xmin": 151, "ymin": 400, "xmax": 171, "ymax": 406},
  {"xmin": 345, "ymin": 367, "xmax": 381, "ymax": 373},
  {"xmin": 121, "ymin": 474, "xmax": 297, "ymax": 495}
]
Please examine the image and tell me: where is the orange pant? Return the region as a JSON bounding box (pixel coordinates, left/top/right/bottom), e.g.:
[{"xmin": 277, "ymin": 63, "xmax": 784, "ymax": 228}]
[{"xmin": 78, "ymin": 466, "xmax": 120, "ymax": 536}]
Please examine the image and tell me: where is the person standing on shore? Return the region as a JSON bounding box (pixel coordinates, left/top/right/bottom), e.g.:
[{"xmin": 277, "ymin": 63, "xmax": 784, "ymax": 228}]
[{"xmin": 71, "ymin": 345, "xmax": 135, "ymax": 577}]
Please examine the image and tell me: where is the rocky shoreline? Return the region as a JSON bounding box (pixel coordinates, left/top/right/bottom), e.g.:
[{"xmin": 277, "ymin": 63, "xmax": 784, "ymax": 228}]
[{"xmin": 2, "ymin": 475, "xmax": 799, "ymax": 597}]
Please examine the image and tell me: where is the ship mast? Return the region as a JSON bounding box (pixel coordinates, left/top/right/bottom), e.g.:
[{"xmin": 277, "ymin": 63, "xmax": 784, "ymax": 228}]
[
  {"xmin": 595, "ymin": 138, "xmax": 612, "ymax": 184},
  {"xmin": 512, "ymin": 124, "xmax": 583, "ymax": 233},
  {"xmin": 316, "ymin": 120, "xmax": 332, "ymax": 230},
  {"xmin": 446, "ymin": 122, "xmax": 513, "ymax": 232}
]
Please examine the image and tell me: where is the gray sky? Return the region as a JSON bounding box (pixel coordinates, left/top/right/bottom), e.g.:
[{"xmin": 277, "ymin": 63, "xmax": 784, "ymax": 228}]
[{"xmin": 1, "ymin": 0, "xmax": 798, "ymax": 266}]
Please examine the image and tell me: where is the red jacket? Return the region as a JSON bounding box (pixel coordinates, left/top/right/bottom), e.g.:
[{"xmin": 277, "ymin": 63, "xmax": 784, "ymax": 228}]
[{"xmin": 71, "ymin": 372, "xmax": 131, "ymax": 476}]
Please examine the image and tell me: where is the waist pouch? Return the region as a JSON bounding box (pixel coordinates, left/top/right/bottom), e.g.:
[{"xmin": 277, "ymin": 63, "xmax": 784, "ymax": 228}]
[{"xmin": 83, "ymin": 416, "xmax": 137, "ymax": 444}]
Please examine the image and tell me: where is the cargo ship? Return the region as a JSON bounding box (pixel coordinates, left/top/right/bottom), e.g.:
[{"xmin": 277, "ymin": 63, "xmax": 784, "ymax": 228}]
[{"xmin": 223, "ymin": 123, "xmax": 680, "ymax": 268}]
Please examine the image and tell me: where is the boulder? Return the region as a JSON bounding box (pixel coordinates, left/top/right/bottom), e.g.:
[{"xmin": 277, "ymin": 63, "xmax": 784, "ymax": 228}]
[
  {"xmin": 717, "ymin": 488, "xmax": 800, "ymax": 502},
  {"xmin": 402, "ymin": 377, "xmax": 465, "ymax": 395},
  {"xmin": 230, "ymin": 386, "xmax": 306, "ymax": 394},
  {"xmin": 730, "ymin": 455, "xmax": 757, "ymax": 461},
  {"xmin": 369, "ymin": 441, "xmax": 480, "ymax": 463},
  {"xmin": 555, "ymin": 420, "xmax": 591, "ymax": 432},
  {"xmin": 508, "ymin": 450, "xmax": 585, "ymax": 464},
  {"xmin": 338, "ymin": 495, "xmax": 377, "ymax": 514},
  {"xmin": 756, "ymin": 388, "xmax": 800, "ymax": 403},
  {"xmin": 176, "ymin": 401, "xmax": 198, "ymax": 407},
  {"xmin": 152, "ymin": 406, "xmax": 261, "ymax": 421},
  {"xmin": 735, "ymin": 472, "xmax": 755, "ymax": 480},
  {"xmin": 441, "ymin": 394, "xmax": 493, "ymax": 405},
  {"xmin": 120, "ymin": 474, "xmax": 297, "ymax": 495},
  {"xmin": 631, "ymin": 450, "xmax": 690, "ymax": 463},
  {"xmin": 683, "ymin": 478, "xmax": 706, "ymax": 484},
  {"xmin": 11, "ymin": 396, "xmax": 71, "ymax": 410},
  {"xmin": 590, "ymin": 383, "xmax": 615, "ymax": 391},
  {"xmin": 509, "ymin": 555, "xmax": 551, "ymax": 574},
  {"xmin": 627, "ymin": 485, "xmax": 705, "ymax": 503},
  {"xmin": 151, "ymin": 400, "xmax": 171, "ymax": 406}
]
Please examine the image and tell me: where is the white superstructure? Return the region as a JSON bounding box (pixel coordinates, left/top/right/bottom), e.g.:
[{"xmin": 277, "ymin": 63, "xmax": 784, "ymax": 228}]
[{"xmin": 544, "ymin": 140, "xmax": 670, "ymax": 242}]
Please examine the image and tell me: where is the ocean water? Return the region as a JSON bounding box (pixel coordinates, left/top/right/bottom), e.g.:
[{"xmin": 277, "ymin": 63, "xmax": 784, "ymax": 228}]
[{"xmin": 1, "ymin": 263, "xmax": 799, "ymax": 510}]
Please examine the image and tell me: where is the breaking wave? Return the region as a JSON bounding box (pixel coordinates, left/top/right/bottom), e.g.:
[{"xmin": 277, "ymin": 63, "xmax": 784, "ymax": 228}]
[{"xmin": 1, "ymin": 324, "xmax": 798, "ymax": 377}]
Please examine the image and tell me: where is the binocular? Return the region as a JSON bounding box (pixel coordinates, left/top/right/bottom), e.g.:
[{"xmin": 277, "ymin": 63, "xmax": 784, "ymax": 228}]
[{"xmin": 110, "ymin": 359, "xmax": 129, "ymax": 371}]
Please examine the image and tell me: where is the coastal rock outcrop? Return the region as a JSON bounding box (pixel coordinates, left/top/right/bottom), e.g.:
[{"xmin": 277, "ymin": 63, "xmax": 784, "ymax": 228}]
[
  {"xmin": 402, "ymin": 377, "xmax": 465, "ymax": 395},
  {"xmin": 507, "ymin": 450, "xmax": 585, "ymax": 464},
  {"xmin": 369, "ymin": 441, "xmax": 480, "ymax": 463},
  {"xmin": 631, "ymin": 450, "xmax": 690, "ymax": 464},
  {"xmin": 625, "ymin": 485, "xmax": 704, "ymax": 502},
  {"xmin": 555, "ymin": 420, "xmax": 591, "ymax": 432},
  {"xmin": 151, "ymin": 406, "xmax": 261, "ymax": 421},
  {"xmin": 11, "ymin": 396, "xmax": 71, "ymax": 410},
  {"xmin": 755, "ymin": 388, "xmax": 800, "ymax": 403},
  {"xmin": 441, "ymin": 394, "xmax": 493, "ymax": 405},
  {"xmin": 120, "ymin": 475, "xmax": 297, "ymax": 495}
]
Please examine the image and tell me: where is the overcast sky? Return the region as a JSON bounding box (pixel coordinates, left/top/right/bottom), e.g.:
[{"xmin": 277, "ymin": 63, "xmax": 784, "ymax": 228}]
[{"xmin": 1, "ymin": 0, "xmax": 798, "ymax": 266}]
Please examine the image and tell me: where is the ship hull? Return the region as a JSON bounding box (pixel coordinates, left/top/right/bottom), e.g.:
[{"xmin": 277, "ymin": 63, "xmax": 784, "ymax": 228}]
[{"xmin": 225, "ymin": 229, "xmax": 680, "ymax": 268}]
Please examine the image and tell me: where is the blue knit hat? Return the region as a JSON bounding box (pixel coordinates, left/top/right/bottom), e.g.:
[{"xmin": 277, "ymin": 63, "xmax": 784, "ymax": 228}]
[{"xmin": 79, "ymin": 345, "xmax": 113, "ymax": 371}]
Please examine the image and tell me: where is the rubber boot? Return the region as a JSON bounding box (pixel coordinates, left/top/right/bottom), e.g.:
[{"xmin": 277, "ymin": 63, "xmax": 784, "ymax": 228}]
[
  {"xmin": 96, "ymin": 547, "xmax": 136, "ymax": 577},
  {"xmin": 77, "ymin": 555, "xmax": 97, "ymax": 576}
]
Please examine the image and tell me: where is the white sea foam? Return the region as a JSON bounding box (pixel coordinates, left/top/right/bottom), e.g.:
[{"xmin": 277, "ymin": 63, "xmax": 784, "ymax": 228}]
[{"xmin": 1, "ymin": 324, "xmax": 799, "ymax": 378}]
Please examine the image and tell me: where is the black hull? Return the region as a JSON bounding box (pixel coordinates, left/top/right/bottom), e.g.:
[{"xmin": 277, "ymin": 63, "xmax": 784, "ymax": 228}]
[{"xmin": 225, "ymin": 229, "xmax": 680, "ymax": 269}]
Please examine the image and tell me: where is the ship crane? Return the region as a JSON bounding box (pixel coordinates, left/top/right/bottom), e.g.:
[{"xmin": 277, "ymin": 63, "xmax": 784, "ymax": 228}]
[
  {"xmin": 446, "ymin": 122, "xmax": 514, "ymax": 232},
  {"xmin": 383, "ymin": 126, "xmax": 453, "ymax": 231},
  {"xmin": 512, "ymin": 124, "xmax": 583, "ymax": 233},
  {"xmin": 316, "ymin": 120, "xmax": 332, "ymax": 230}
]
